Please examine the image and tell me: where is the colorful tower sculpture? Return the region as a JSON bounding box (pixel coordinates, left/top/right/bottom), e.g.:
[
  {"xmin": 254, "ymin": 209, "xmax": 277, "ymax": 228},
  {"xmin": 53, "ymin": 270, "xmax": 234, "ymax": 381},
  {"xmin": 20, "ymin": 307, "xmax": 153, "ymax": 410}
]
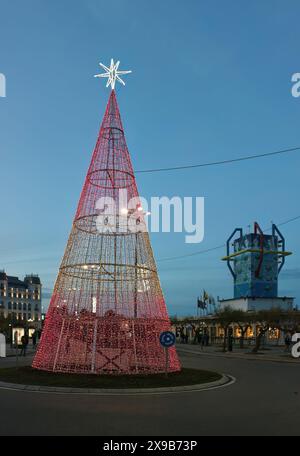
[
  {"xmin": 32, "ymin": 60, "xmax": 181, "ymax": 375},
  {"xmin": 222, "ymin": 222, "xmax": 292, "ymax": 298}
]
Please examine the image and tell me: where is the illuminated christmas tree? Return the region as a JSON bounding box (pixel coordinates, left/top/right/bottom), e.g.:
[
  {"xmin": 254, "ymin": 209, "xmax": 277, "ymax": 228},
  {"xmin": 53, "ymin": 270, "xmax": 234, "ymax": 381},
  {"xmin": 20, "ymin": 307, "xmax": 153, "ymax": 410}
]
[{"xmin": 32, "ymin": 59, "xmax": 181, "ymax": 374}]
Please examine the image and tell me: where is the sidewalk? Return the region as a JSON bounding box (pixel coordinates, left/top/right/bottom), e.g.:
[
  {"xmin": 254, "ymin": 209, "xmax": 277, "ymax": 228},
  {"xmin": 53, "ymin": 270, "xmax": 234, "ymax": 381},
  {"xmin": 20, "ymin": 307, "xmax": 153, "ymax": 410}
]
[
  {"xmin": 1, "ymin": 344, "xmax": 297, "ymax": 369},
  {"xmin": 0, "ymin": 354, "xmax": 34, "ymax": 368},
  {"xmin": 0, "ymin": 344, "xmax": 36, "ymax": 368},
  {"xmin": 177, "ymin": 343, "xmax": 299, "ymax": 364},
  {"xmin": 5, "ymin": 345, "xmax": 36, "ymax": 357}
]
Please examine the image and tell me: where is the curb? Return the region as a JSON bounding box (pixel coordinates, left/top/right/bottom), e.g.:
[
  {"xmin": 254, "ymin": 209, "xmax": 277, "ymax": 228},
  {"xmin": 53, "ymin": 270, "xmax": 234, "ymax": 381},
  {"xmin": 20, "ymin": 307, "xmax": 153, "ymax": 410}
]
[{"xmin": 0, "ymin": 374, "xmax": 235, "ymax": 396}]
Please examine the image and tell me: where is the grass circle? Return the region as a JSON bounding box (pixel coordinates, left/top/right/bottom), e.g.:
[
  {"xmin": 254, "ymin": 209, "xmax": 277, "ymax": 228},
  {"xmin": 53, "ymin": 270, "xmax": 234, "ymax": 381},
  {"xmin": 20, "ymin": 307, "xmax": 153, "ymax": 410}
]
[{"xmin": 0, "ymin": 367, "xmax": 221, "ymax": 389}]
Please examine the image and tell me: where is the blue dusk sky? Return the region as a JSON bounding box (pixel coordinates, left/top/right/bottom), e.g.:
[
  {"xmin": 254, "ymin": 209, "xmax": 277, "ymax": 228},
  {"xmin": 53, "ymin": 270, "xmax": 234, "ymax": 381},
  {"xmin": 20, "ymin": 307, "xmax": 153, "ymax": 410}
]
[{"xmin": 0, "ymin": 0, "xmax": 300, "ymax": 315}]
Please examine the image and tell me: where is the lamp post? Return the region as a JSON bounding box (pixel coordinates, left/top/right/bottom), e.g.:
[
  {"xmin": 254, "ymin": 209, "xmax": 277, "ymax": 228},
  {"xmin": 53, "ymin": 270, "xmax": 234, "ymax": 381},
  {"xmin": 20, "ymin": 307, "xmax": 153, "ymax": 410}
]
[{"xmin": 8, "ymin": 323, "xmax": 12, "ymax": 348}]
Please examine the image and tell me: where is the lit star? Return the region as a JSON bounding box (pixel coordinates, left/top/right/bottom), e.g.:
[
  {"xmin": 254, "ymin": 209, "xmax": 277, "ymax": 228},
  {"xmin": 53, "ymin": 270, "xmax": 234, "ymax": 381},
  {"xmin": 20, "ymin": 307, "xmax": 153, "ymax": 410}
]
[{"xmin": 94, "ymin": 59, "xmax": 132, "ymax": 90}]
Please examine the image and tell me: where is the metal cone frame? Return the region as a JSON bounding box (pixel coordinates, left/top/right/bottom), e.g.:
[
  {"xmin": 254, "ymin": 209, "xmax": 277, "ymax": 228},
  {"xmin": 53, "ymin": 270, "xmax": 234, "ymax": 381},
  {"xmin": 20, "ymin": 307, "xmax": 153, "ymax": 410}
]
[{"xmin": 32, "ymin": 90, "xmax": 181, "ymax": 375}]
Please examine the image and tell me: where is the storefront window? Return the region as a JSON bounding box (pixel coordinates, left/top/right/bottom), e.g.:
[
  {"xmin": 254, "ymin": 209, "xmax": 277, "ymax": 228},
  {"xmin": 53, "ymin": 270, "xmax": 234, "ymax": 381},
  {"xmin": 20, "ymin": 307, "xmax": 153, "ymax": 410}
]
[{"xmin": 268, "ymin": 328, "xmax": 280, "ymax": 340}]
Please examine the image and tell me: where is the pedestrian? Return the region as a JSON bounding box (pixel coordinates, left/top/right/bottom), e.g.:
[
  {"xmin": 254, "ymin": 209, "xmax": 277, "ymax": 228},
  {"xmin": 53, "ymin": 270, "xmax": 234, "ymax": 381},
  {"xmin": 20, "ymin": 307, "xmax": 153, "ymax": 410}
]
[
  {"xmin": 194, "ymin": 327, "xmax": 200, "ymax": 344},
  {"xmin": 180, "ymin": 327, "xmax": 185, "ymax": 344},
  {"xmin": 186, "ymin": 324, "xmax": 193, "ymax": 344},
  {"xmin": 197, "ymin": 330, "xmax": 202, "ymax": 345},
  {"xmin": 284, "ymin": 332, "xmax": 292, "ymax": 352},
  {"xmin": 20, "ymin": 333, "xmax": 28, "ymax": 357},
  {"xmin": 200, "ymin": 333, "xmax": 205, "ymax": 350},
  {"xmin": 13, "ymin": 330, "xmax": 19, "ymax": 348},
  {"xmin": 228, "ymin": 327, "xmax": 233, "ymax": 352},
  {"xmin": 184, "ymin": 326, "xmax": 189, "ymax": 344},
  {"xmin": 32, "ymin": 331, "xmax": 37, "ymax": 347},
  {"xmin": 204, "ymin": 331, "xmax": 209, "ymax": 346}
]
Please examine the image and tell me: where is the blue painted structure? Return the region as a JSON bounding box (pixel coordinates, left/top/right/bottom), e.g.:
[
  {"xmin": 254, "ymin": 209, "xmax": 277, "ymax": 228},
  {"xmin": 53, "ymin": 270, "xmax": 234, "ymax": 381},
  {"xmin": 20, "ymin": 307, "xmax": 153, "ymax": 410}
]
[{"xmin": 222, "ymin": 223, "xmax": 292, "ymax": 299}]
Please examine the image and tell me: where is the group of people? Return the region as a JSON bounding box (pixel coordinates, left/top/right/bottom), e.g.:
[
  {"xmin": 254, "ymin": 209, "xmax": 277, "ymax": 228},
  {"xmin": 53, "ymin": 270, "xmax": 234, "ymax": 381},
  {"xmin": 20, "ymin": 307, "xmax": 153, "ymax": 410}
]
[
  {"xmin": 175, "ymin": 324, "xmax": 210, "ymax": 348},
  {"xmin": 15, "ymin": 331, "xmax": 38, "ymax": 357}
]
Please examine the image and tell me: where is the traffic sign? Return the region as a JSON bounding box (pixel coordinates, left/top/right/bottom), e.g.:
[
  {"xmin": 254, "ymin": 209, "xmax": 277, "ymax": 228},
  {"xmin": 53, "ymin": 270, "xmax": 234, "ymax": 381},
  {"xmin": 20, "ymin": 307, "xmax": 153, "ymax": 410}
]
[{"xmin": 159, "ymin": 331, "xmax": 176, "ymax": 348}]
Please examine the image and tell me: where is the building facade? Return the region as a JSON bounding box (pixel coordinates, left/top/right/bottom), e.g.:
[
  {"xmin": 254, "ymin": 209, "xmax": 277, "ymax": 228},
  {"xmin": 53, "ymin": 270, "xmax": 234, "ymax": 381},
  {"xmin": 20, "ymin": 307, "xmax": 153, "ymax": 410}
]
[
  {"xmin": 219, "ymin": 296, "xmax": 294, "ymax": 312},
  {"xmin": 174, "ymin": 222, "xmax": 297, "ymax": 347},
  {"xmin": 0, "ymin": 271, "xmax": 42, "ymax": 325}
]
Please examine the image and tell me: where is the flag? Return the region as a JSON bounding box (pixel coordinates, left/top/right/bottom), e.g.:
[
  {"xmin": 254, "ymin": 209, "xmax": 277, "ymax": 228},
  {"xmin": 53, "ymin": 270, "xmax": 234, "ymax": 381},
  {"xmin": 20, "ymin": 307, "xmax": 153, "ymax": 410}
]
[
  {"xmin": 208, "ymin": 295, "xmax": 216, "ymax": 306},
  {"xmin": 197, "ymin": 297, "xmax": 206, "ymax": 309},
  {"xmin": 203, "ymin": 290, "xmax": 209, "ymax": 302}
]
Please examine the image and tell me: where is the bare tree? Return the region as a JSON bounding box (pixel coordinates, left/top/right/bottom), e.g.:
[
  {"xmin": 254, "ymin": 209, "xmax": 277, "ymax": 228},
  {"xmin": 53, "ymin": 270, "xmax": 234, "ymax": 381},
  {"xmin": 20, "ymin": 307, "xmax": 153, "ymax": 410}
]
[
  {"xmin": 215, "ymin": 306, "xmax": 246, "ymax": 352},
  {"xmin": 233, "ymin": 310, "xmax": 255, "ymax": 349},
  {"xmin": 251, "ymin": 308, "xmax": 283, "ymax": 353}
]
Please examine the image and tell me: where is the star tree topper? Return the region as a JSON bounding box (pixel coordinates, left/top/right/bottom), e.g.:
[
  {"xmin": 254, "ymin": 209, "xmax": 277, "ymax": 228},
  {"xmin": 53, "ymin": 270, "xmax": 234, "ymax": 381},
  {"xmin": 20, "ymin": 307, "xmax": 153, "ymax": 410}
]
[{"xmin": 94, "ymin": 59, "xmax": 132, "ymax": 90}]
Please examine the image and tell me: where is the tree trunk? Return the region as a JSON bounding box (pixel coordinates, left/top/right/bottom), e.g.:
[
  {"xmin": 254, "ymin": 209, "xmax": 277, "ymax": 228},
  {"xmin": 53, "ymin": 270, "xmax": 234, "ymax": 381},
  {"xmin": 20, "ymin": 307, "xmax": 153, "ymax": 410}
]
[
  {"xmin": 239, "ymin": 326, "xmax": 249, "ymax": 349},
  {"xmin": 239, "ymin": 331, "xmax": 245, "ymax": 349},
  {"xmin": 222, "ymin": 327, "xmax": 228, "ymax": 352},
  {"xmin": 252, "ymin": 329, "xmax": 266, "ymax": 353}
]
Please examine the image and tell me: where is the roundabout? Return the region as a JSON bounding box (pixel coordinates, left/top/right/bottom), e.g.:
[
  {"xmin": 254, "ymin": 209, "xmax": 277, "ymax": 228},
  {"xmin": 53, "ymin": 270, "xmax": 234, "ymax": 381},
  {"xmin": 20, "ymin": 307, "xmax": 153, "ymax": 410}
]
[{"xmin": 0, "ymin": 349, "xmax": 299, "ymax": 435}]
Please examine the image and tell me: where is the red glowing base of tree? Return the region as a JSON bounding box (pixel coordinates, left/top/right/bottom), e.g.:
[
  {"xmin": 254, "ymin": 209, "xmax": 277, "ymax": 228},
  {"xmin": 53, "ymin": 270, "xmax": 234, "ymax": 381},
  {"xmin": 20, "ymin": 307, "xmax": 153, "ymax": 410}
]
[{"xmin": 32, "ymin": 88, "xmax": 181, "ymax": 375}]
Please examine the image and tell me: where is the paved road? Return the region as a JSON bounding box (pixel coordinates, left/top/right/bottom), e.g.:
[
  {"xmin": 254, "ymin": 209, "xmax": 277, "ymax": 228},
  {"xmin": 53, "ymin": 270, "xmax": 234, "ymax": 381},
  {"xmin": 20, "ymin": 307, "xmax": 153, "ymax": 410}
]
[{"xmin": 0, "ymin": 347, "xmax": 299, "ymax": 436}]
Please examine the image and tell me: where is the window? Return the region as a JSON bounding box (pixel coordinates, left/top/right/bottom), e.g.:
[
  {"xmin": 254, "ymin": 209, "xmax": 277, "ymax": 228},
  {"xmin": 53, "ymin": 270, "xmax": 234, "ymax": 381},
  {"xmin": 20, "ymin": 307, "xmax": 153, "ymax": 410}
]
[
  {"xmin": 234, "ymin": 326, "xmax": 241, "ymax": 337},
  {"xmin": 246, "ymin": 327, "xmax": 254, "ymax": 337},
  {"xmin": 268, "ymin": 328, "xmax": 280, "ymax": 340},
  {"xmin": 23, "ymin": 303, "xmax": 27, "ymax": 310},
  {"xmin": 18, "ymin": 303, "xmax": 22, "ymax": 310},
  {"xmin": 217, "ymin": 326, "xmax": 225, "ymax": 337},
  {"xmin": 8, "ymin": 302, "xmax": 11, "ymax": 310},
  {"xmin": 13, "ymin": 302, "xmax": 17, "ymax": 310},
  {"xmin": 28, "ymin": 303, "xmax": 31, "ymax": 311}
]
